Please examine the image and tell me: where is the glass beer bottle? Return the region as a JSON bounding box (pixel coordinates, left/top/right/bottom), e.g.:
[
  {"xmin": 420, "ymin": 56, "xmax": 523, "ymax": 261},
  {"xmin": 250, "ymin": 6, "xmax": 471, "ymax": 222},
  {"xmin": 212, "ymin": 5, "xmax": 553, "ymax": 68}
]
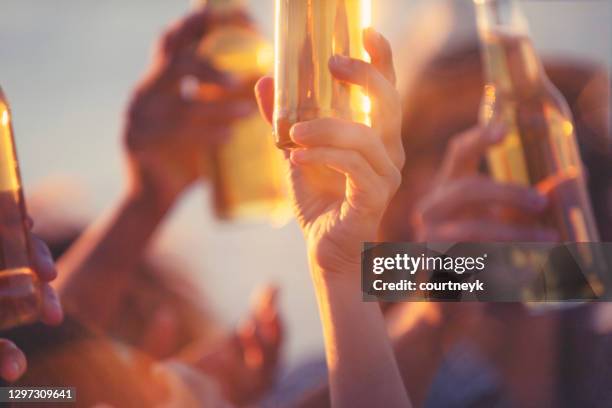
[
  {"xmin": 189, "ymin": 0, "xmax": 290, "ymax": 223},
  {"xmin": 474, "ymin": 0, "xmax": 606, "ymax": 299},
  {"xmin": 274, "ymin": 0, "xmax": 372, "ymax": 149},
  {"xmin": 0, "ymin": 86, "xmax": 41, "ymax": 329}
]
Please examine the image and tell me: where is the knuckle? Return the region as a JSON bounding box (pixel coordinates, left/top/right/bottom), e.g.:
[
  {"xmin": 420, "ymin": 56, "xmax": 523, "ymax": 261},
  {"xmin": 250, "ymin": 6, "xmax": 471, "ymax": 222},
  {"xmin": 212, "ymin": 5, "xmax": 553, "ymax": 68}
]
[
  {"xmin": 388, "ymin": 167, "xmax": 402, "ymax": 191},
  {"xmin": 394, "ymin": 143, "xmax": 406, "ymax": 169},
  {"xmin": 345, "ymin": 151, "xmax": 362, "ymax": 169}
]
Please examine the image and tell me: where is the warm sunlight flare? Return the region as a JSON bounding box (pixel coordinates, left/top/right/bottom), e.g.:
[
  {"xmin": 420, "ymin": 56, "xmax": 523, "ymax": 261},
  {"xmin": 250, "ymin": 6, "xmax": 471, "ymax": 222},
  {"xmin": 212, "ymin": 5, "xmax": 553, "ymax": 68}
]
[{"xmin": 1, "ymin": 109, "xmax": 8, "ymax": 127}]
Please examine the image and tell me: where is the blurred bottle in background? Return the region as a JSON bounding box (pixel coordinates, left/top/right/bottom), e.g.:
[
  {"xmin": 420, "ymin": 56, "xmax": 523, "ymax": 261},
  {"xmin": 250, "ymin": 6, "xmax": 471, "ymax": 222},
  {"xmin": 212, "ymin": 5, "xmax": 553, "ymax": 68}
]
[
  {"xmin": 188, "ymin": 0, "xmax": 290, "ymax": 223},
  {"xmin": 0, "ymin": 86, "xmax": 41, "ymax": 329},
  {"xmin": 474, "ymin": 0, "xmax": 607, "ymax": 300},
  {"xmin": 274, "ymin": 0, "xmax": 372, "ymax": 149}
]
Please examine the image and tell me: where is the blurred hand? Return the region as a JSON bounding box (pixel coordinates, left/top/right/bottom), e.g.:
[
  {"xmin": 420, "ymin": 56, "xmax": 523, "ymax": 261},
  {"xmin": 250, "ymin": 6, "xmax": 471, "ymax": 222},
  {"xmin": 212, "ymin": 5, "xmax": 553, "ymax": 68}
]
[
  {"xmin": 197, "ymin": 286, "xmax": 283, "ymax": 406},
  {"xmin": 413, "ymin": 126, "xmax": 559, "ymax": 242},
  {"xmin": 255, "ymin": 29, "xmax": 404, "ymax": 276},
  {"xmin": 124, "ymin": 8, "xmax": 256, "ymax": 205},
  {"xmin": 1, "ymin": 226, "xmax": 63, "ymax": 382}
]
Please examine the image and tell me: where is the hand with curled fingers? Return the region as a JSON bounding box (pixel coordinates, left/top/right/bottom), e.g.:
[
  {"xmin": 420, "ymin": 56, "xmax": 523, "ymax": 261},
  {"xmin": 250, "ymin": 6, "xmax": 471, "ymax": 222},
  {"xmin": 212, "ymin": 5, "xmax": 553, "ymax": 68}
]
[
  {"xmin": 413, "ymin": 125, "xmax": 560, "ymax": 243},
  {"xmin": 255, "ymin": 29, "xmax": 405, "ymax": 276},
  {"xmin": 124, "ymin": 7, "xmax": 257, "ymax": 206},
  {"xmin": 1, "ymin": 223, "xmax": 63, "ymax": 383},
  {"xmin": 195, "ymin": 286, "xmax": 283, "ymax": 406}
]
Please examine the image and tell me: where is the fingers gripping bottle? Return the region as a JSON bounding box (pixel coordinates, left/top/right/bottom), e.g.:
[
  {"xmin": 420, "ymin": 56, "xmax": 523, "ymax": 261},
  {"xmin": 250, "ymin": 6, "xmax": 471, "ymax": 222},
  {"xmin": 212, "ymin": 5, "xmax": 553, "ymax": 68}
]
[
  {"xmin": 474, "ymin": 0, "xmax": 607, "ymax": 300},
  {"xmin": 192, "ymin": 0, "xmax": 290, "ymax": 223},
  {"xmin": 0, "ymin": 87, "xmax": 41, "ymax": 329},
  {"xmin": 273, "ymin": 0, "xmax": 373, "ymax": 149}
]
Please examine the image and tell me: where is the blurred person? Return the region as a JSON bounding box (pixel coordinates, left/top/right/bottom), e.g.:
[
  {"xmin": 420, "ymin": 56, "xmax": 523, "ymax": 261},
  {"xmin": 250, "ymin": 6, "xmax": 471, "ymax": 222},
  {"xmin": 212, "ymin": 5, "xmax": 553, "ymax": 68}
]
[
  {"xmin": 388, "ymin": 15, "xmax": 610, "ymax": 407},
  {"xmin": 293, "ymin": 3, "xmax": 611, "ymax": 408},
  {"xmin": 37, "ymin": 7, "xmax": 283, "ymax": 406},
  {"xmin": 0, "ymin": 316, "xmax": 233, "ymax": 407},
  {"xmin": 293, "ymin": 1, "xmax": 611, "ymax": 405}
]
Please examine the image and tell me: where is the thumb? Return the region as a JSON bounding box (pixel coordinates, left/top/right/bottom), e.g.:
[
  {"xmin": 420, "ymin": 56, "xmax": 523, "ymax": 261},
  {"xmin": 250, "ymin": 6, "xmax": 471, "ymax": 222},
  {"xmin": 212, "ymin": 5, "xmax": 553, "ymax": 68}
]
[
  {"xmin": 0, "ymin": 339, "xmax": 26, "ymax": 382},
  {"xmin": 254, "ymin": 76, "xmax": 274, "ymax": 125}
]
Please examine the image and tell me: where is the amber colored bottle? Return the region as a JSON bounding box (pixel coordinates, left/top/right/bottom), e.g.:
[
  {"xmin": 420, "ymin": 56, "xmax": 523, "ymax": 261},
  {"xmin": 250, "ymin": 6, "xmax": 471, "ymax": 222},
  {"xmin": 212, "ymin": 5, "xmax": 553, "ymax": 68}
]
[
  {"xmin": 192, "ymin": 0, "xmax": 291, "ymax": 223},
  {"xmin": 273, "ymin": 0, "xmax": 373, "ymax": 149},
  {"xmin": 0, "ymin": 86, "xmax": 41, "ymax": 329},
  {"xmin": 475, "ymin": 0, "xmax": 607, "ymax": 300}
]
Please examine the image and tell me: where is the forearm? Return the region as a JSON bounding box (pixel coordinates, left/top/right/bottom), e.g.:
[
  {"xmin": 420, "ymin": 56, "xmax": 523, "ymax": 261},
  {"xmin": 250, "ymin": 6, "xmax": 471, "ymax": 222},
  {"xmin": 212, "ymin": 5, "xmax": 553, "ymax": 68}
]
[
  {"xmin": 55, "ymin": 182, "xmax": 176, "ymax": 327},
  {"xmin": 312, "ymin": 265, "xmax": 411, "ymax": 408}
]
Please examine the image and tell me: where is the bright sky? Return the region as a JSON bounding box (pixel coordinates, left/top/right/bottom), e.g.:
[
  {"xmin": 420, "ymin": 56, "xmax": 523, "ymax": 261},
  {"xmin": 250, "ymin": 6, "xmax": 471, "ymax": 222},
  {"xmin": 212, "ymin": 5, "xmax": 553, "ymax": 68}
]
[{"xmin": 0, "ymin": 0, "xmax": 609, "ymax": 366}]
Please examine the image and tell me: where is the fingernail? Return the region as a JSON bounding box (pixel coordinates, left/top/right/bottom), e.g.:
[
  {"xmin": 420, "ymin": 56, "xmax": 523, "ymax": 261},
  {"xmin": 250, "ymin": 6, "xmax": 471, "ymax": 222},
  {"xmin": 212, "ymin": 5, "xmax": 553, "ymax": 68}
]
[
  {"xmin": 372, "ymin": 28, "xmax": 384, "ymax": 42},
  {"xmin": 290, "ymin": 123, "xmax": 307, "ymax": 142},
  {"xmin": 51, "ymin": 295, "xmax": 64, "ymax": 320},
  {"xmin": 40, "ymin": 257, "xmax": 57, "ymax": 281},
  {"xmin": 4, "ymin": 360, "xmax": 22, "ymax": 382},
  {"xmin": 329, "ymin": 55, "xmax": 352, "ymax": 72},
  {"xmin": 44, "ymin": 288, "xmax": 64, "ymax": 325},
  {"xmin": 290, "ymin": 149, "xmax": 307, "ymax": 164}
]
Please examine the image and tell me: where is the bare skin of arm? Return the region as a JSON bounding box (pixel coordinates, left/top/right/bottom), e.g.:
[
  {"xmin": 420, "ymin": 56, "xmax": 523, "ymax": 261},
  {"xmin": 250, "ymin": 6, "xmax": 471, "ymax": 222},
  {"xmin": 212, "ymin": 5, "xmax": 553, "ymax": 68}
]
[
  {"xmin": 255, "ymin": 28, "xmax": 411, "ymax": 408},
  {"xmin": 295, "ymin": 124, "xmax": 562, "ymax": 407},
  {"xmin": 55, "ymin": 8, "xmax": 254, "ymax": 327}
]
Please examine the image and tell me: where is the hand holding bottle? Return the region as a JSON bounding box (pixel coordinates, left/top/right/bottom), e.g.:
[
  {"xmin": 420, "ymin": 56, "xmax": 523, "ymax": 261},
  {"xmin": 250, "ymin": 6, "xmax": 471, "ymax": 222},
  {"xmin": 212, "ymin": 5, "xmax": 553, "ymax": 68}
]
[
  {"xmin": 0, "ymin": 228, "xmax": 63, "ymax": 382},
  {"xmin": 256, "ymin": 29, "xmax": 404, "ymax": 276},
  {"xmin": 258, "ymin": 28, "xmax": 411, "ymax": 408},
  {"xmin": 196, "ymin": 285, "xmax": 283, "ymax": 406},
  {"xmin": 123, "ymin": 8, "xmax": 256, "ymax": 207},
  {"xmin": 413, "ymin": 126, "xmax": 559, "ymax": 242}
]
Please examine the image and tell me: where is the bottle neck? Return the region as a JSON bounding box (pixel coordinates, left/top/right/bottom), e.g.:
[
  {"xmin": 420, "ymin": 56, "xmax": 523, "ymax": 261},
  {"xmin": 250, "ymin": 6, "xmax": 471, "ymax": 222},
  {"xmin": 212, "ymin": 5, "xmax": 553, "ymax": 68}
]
[{"xmin": 475, "ymin": 0, "xmax": 544, "ymax": 97}]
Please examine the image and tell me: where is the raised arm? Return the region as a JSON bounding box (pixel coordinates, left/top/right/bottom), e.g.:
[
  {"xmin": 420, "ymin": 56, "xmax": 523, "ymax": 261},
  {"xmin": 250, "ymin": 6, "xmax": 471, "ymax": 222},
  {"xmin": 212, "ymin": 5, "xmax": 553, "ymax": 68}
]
[
  {"xmin": 256, "ymin": 29, "xmax": 411, "ymax": 408},
  {"xmin": 55, "ymin": 8, "xmax": 254, "ymax": 327}
]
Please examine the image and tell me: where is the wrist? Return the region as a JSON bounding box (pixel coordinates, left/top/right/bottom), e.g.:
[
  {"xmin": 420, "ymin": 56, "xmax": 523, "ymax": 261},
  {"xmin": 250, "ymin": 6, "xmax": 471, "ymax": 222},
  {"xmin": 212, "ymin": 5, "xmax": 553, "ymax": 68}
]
[
  {"xmin": 305, "ymin": 233, "xmax": 377, "ymax": 284},
  {"xmin": 127, "ymin": 153, "xmax": 198, "ymax": 211},
  {"xmin": 310, "ymin": 260, "xmax": 363, "ymax": 295},
  {"xmin": 126, "ymin": 174, "xmax": 179, "ymax": 217}
]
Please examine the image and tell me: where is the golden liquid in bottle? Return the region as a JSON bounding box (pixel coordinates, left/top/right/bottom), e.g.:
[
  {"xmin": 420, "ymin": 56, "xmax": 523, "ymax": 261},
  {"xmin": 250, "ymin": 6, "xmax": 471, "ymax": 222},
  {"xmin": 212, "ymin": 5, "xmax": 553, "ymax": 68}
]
[
  {"xmin": 274, "ymin": 0, "xmax": 372, "ymax": 149},
  {"xmin": 479, "ymin": 30, "xmax": 607, "ymax": 300},
  {"xmin": 193, "ymin": 0, "xmax": 291, "ymax": 222},
  {"xmin": 0, "ymin": 87, "xmax": 41, "ymax": 329}
]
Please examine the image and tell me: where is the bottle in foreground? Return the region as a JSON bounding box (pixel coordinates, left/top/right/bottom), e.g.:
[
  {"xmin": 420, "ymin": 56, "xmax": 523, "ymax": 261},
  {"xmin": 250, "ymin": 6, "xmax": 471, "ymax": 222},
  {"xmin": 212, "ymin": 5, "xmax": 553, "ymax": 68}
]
[
  {"xmin": 474, "ymin": 0, "xmax": 608, "ymax": 300},
  {"xmin": 273, "ymin": 0, "xmax": 373, "ymax": 149},
  {"xmin": 190, "ymin": 0, "xmax": 290, "ymax": 223},
  {"xmin": 0, "ymin": 86, "xmax": 41, "ymax": 329}
]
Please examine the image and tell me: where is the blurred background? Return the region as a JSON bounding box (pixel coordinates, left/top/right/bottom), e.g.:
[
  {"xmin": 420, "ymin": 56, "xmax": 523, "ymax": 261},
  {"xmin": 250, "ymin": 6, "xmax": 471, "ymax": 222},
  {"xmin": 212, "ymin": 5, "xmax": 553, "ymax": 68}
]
[{"xmin": 0, "ymin": 0, "xmax": 610, "ymax": 369}]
